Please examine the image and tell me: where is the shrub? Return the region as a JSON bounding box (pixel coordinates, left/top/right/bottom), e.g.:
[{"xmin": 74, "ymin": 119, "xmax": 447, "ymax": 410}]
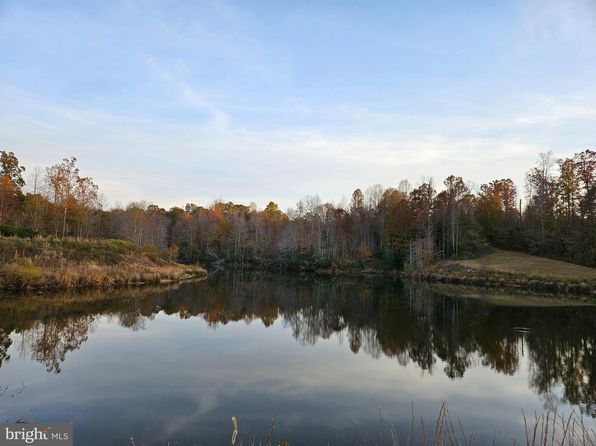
[
  {"xmin": 2, "ymin": 259, "xmax": 44, "ymax": 288},
  {"xmin": 0, "ymin": 225, "xmax": 40, "ymax": 238}
]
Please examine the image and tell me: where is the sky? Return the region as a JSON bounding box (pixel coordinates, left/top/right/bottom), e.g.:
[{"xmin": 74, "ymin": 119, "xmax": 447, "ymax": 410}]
[{"xmin": 1, "ymin": 0, "xmax": 596, "ymax": 210}]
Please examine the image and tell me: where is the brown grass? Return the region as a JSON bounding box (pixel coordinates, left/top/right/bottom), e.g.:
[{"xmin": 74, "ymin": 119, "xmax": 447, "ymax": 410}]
[
  {"xmin": 409, "ymin": 249, "xmax": 596, "ymax": 296},
  {"xmin": 0, "ymin": 235, "xmax": 207, "ymax": 291},
  {"xmin": 227, "ymin": 403, "xmax": 596, "ymax": 446},
  {"xmin": 457, "ymin": 250, "xmax": 596, "ymax": 282}
]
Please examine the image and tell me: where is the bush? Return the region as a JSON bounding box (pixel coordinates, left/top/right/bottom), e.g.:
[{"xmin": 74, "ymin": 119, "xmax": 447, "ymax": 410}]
[
  {"xmin": 0, "ymin": 225, "xmax": 40, "ymax": 238},
  {"xmin": 316, "ymin": 257, "xmax": 334, "ymax": 269},
  {"xmin": 3, "ymin": 259, "xmax": 44, "ymax": 288}
]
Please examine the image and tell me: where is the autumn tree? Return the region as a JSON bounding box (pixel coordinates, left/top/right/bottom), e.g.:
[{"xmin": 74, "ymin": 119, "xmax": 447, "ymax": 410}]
[
  {"xmin": 0, "ymin": 150, "xmax": 26, "ymax": 224},
  {"xmin": 476, "ymin": 179, "xmax": 518, "ymax": 245},
  {"xmin": 525, "ymin": 153, "xmax": 557, "ymax": 233},
  {"xmin": 442, "ymin": 175, "xmax": 469, "ymax": 256},
  {"xmin": 409, "ymin": 180, "xmax": 435, "ymax": 265},
  {"xmin": 574, "ymin": 149, "xmax": 595, "ymax": 220},
  {"xmin": 378, "ymin": 187, "xmax": 413, "ymax": 266},
  {"xmin": 555, "ymin": 149, "xmax": 596, "ymax": 265},
  {"xmin": 45, "ymin": 157, "xmax": 100, "ymax": 237},
  {"xmin": 0, "ymin": 150, "xmax": 25, "ymax": 187},
  {"xmin": 557, "ymin": 158, "xmax": 579, "ymax": 222}
]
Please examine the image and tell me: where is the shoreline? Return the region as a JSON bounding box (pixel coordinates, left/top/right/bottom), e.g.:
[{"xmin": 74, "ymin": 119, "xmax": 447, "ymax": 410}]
[
  {"xmin": 0, "ymin": 261, "xmax": 208, "ymax": 293},
  {"xmin": 218, "ymin": 249, "xmax": 596, "ymax": 298},
  {"xmin": 402, "ymin": 249, "xmax": 596, "ymax": 298},
  {"xmin": 2, "ymin": 235, "xmax": 593, "ymax": 299},
  {"xmin": 0, "ymin": 236, "xmax": 207, "ymax": 293},
  {"xmin": 403, "ymin": 269, "xmax": 596, "ymax": 297}
]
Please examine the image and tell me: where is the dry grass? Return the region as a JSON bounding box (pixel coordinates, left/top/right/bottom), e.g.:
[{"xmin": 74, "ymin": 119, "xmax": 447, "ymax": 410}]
[
  {"xmin": 457, "ymin": 250, "xmax": 596, "ymax": 282},
  {"xmin": 0, "ymin": 235, "xmax": 207, "ymax": 291},
  {"xmin": 410, "ymin": 249, "xmax": 596, "ymax": 296},
  {"xmin": 227, "ymin": 403, "xmax": 596, "ymax": 446}
]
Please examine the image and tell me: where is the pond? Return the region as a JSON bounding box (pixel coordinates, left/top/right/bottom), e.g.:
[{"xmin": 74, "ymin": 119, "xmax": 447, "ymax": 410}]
[{"xmin": 0, "ymin": 273, "xmax": 594, "ymax": 445}]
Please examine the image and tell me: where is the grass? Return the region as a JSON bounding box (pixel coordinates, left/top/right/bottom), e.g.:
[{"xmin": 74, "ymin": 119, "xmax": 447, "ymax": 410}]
[
  {"xmin": 409, "ymin": 249, "xmax": 596, "ymax": 296},
  {"xmin": 0, "ymin": 235, "xmax": 207, "ymax": 291},
  {"xmin": 223, "ymin": 403, "xmax": 596, "ymax": 446},
  {"xmin": 456, "ymin": 250, "xmax": 596, "ymax": 282}
]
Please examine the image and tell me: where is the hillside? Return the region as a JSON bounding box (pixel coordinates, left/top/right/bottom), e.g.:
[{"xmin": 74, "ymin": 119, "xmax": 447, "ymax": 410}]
[
  {"xmin": 409, "ymin": 249, "xmax": 596, "ymax": 296},
  {"xmin": 455, "ymin": 249, "xmax": 596, "ymax": 280},
  {"xmin": 0, "ymin": 236, "xmax": 207, "ymax": 291}
]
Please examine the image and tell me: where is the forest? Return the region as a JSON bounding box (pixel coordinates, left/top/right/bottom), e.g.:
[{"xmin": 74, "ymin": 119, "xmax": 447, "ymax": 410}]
[{"xmin": 0, "ymin": 148, "xmax": 594, "ymax": 270}]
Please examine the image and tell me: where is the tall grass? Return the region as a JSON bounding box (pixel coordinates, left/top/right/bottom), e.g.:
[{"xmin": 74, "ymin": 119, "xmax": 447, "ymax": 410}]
[
  {"xmin": 0, "ymin": 235, "xmax": 206, "ymax": 291},
  {"xmin": 227, "ymin": 403, "xmax": 595, "ymax": 446}
]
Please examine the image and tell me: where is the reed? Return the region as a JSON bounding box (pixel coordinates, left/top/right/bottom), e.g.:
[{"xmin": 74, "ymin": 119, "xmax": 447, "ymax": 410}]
[{"xmin": 228, "ymin": 404, "xmax": 595, "ymax": 446}]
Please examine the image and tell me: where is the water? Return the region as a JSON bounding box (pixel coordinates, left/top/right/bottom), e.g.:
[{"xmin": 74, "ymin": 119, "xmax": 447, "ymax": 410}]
[{"xmin": 0, "ymin": 273, "xmax": 594, "ymax": 445}]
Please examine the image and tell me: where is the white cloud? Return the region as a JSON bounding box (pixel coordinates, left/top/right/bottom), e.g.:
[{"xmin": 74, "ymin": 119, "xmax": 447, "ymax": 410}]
[
  {"xmin": 518, "ymin": 0, "xmax": 596, "ymax": 40},
  {"xmin": 514, "ymin": 93, "xmax": 596, "ymax": 125},
  {"xmin": 4, "ymin": 79, "xmax": 594, "ymax": 211}
]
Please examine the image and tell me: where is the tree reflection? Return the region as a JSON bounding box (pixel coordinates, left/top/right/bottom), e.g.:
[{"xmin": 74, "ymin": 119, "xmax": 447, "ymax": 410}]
[
  {"xmin": 15, "ymin": 317, "xmax": 94, "ymax": 373},
  {"xmin": 0, "ymin": 328, "xmax": 11, "ymax": 368},
  {"xmin": 0, "ymin": 274, "xmax": 594, "ymax": 415}
]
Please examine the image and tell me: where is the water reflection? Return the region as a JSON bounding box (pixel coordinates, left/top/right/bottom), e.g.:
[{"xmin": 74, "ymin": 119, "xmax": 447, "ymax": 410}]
[
  {"xmin": 17, "ymin": 317, "xmax": 94, "ymax": 373},
  {"xmin": 0, "ymin": 328, "xmax": 10, "ymax": 368},
  {"xmin": 1, "ymin": 273, "xmax": 594, "ymax": 419},
  {"xmin": 0, "ymin": 274, "xmax": 595, "ymax": 445}
]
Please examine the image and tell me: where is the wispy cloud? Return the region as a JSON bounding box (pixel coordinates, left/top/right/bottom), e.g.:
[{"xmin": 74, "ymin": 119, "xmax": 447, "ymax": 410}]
[
  {"xmin": 146, "ymin": 58, "xmax": 230, "ymax": 130},
  {"xmin": 514, "ymin": 92, "xmax": 596, "ymax": 125},
  {"xmin": 517, "ymin": 0, "xmax": 596, "ymax": 41},
  {"xmin": 1, "ymin": 83, "xmax": 586, "ymax": 210}
]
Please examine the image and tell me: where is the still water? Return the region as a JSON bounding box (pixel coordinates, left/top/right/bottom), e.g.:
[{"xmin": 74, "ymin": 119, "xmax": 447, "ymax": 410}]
[{"xmin": 0, "ymin": 273, "xmax": 594, "ymax": 445}]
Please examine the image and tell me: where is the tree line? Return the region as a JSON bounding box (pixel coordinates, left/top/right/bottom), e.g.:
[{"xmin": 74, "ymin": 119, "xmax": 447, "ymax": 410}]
[{"xmin": 0, "ymin": 148, "xmax": 594, "ymax": 268}]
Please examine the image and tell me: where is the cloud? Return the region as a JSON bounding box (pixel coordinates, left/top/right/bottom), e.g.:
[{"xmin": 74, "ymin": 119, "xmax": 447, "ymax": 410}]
[
  {"xmin": 146, "ymin": 58, "xmax": 230, "ymax": 130},
  {"xmin": 2, "ymin": 82, "xmax": 583, "ymax": 211},
  {"xmin": 518, "ymin": 0, "xmax": 596, "ymax": 40},
  {"xmin": 514, "ymin": 93, "xmax": 596, "ymax": 125}
]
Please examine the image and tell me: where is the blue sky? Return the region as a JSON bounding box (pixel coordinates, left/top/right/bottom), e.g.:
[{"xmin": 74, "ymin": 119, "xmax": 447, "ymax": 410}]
[{"xmin": 1, "ymin": 0, "xmax": 596, "ymax": 210}]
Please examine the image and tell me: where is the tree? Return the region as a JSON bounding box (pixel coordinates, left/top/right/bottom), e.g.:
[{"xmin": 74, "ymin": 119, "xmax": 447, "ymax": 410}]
[
  {"xmin": 0, "ymin": 150, "xmax": 26, "ymax": 224},
  {"xmin": 574, "ymin": 149, "xmax": 595, "ymax": 220},
  {"xmin": 378, "ymin": 187, "xmax": 413, "ymax": 266},
  {"xmin": 0, "ymin": 150, "xmax": 25, "ymax": 187},
  {"xmin": 557, "ymin": 158, "xmax": 579, "ymax": 222},
  {"xmin": 476, "ymin": 179, "xmax": 517, "ymax": 245},
  {"xmin": 522, "ymin": 152, "xmax": 561, "ymax": 256},
  {"xmin": 443, "ymin": 175, "xmax": 469, "ymax": 256},
  {"xmin": 409, "ymin": 180, "xmax": 435, "ymax": 265},
  {"xmin": 44, "ymin": 157, "xmax": 100, "ymax": 238},
  {"xmin": 45, "ymin": 157, "xmax": 78, "ymax": 236}
]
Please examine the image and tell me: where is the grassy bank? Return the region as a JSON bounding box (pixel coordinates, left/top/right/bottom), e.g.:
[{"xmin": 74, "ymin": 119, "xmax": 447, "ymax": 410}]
[
  {"xmin": 0, "ymin": 236, "xmax": 207, "ymax": 291},
  {"xmin": 407, "ymin": 249, "xmax": 596, "ymax": 296}
]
